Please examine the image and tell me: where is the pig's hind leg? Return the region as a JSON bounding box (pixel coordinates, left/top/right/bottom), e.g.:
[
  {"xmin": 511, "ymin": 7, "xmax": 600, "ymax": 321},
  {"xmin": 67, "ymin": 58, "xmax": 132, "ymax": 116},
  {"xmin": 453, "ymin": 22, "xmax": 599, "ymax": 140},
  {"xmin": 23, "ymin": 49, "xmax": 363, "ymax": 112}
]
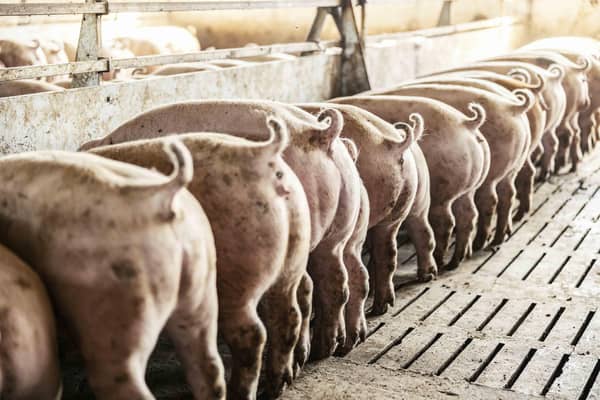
[
  {"xmin": 307, "ymin": 240, "xmax": 349, "ymax": 360},
  {"xmin": 165, "ymin": 250, "xmax": 225, "ymax": 400},
  {"xmin": 428, "ymin": 201, "xmax": 455, "ymax": 269},
  {"xmin": 448, "ymin": 192, "xmax": 478, "ymax": 270},
  {"xmin": 259, "ymin": 278, "xmax": 302, "ymax": 399},
  {"xmin": 220, "ymin": 303, "xmax": 267, "ymax": 400},
  {"xmin": 404, "ymin": 208, "xmax": 437, "ymax": 281},
  {"xmin": 367, "ymin": 222, "xmax": 402, "ymax": 316},
  {"xmin": 293, "ymin": 273, "xmax": 313, "ymax": 376}
]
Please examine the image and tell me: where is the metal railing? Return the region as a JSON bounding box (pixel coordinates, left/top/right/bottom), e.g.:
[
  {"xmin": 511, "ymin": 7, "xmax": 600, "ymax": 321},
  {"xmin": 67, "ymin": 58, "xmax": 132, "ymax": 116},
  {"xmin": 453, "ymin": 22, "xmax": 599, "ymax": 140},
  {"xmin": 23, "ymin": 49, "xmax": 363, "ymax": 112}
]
[{"xmin": 0, "ymin": 0, "xmax": 464, "ymax": 95}]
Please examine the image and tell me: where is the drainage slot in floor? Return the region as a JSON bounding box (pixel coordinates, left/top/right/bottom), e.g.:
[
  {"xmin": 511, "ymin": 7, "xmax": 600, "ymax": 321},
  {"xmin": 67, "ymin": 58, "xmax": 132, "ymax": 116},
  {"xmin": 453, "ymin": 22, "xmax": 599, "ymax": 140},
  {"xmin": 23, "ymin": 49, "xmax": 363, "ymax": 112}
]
[
  {"xmin": 472, "ymin": 250, "xmax": 497, "ymax": 274},
  {"xmin": 548, "ymin": 256, "xmax": 571, "ymax": 284},
  {"xmin": 401, "ymin": 252, "xmax": 416, "ymax": 265},
  {"xmin": 507, "ymin": 303, "xmax": 537, "ymax": 337},
  {"xmin": 366, "ymin": 322, "xmax": 385, "ymax": 339},
  {"xmin": 573, "ymin": 186, "xmax": 600, "ymax": 219},
  {"xmin": 435, "ymin": 337, "xmax": 473, "ymax": 376},
  {"xmin": 576, "ymin": 259, "xmax": 597, "ymax": 288},
  {"xmin": 531, "ymin": 197, "xmax": 550, "ymax": 215},
  {"xmin": 539, "ymin": 307, "xmax": 565, "ymax": 342},
  {"xmin": 367, "ymin": 327, "xmax": 415, "ymax": 365},
  {"xmin": 393, "ymin": 287, "xmax": 430, "ymax": 317},
  {"xmin": 571, "ymin": 311, "xmax": 596, "ymax": 346},
  {"xmin": 578, "ymin": 358, "xmax": 600, "ymax": 400},
  {"xmin": 448, "ymin": 295, "xmax": 481, "ymax": 326},
  {"xmin": 420, "ymin": 291, "xmax": 456, "ymax": 321},
  {"xmin": 504, "ymin": 348, "xmax": 538, "ymax": 389},
  {"xmin": 402, "ymin": 333, "xmax": 443, "ymax": 370},
  {"xmin": 477, "ymin": 299, "xmax": 508, "ymax": 331},
  {"xmin": 552, "ymin": 198, "xmax": 571, "ymax": 219},
  {"xmin": 574, "ymin": 202, "xmax": 590, "ymax": 220},
  {"xmin": 574, "ymin": 228, "xmax": 592, "ymax": 251},
  {"xmin": 522, "ymin": 252, "xmax": 546, "ymax": 281},
  {"xmin": 541, "ymin": 354, "xmax": 570, "ymax": 396},
  {"xmin": 507, "ymin": 219, "xmax": 528, "ymax": 241},
  {"xmin": 497, "ymin": 250, "xmax": 524, "ymax": 278},
  {"xmin": 550, "ymin": 226, "xmax": 570, "ymax": 247},
  {"xmin": 528, "ymin": 222, "xmax": 549, "ymax": 245},
  {"xmin": 468, "ymin": 343, "xmax": 505, "ymax": 383}
]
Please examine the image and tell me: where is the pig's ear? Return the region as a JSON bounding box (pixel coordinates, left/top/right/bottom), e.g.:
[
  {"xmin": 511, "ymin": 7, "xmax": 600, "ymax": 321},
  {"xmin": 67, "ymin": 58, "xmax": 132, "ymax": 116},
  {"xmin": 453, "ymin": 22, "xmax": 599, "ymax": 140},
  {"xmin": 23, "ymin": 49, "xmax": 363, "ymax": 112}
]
[
  {"xmin": 28, "ymin": 39, "xmax": 41, "ymax": 49},
  {"xmin": 340, "ymin": 137, "xmax": 358, "ymax": 163},
  {"xmin": 316, "ymin": 107, "xmax": 343, "ymax": 151}
]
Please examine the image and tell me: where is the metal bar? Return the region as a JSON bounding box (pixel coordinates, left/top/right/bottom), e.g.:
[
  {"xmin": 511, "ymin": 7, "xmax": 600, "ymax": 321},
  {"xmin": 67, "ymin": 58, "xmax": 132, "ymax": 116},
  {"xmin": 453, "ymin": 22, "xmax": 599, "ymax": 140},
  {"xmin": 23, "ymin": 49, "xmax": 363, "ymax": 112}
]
[
  {"xmin": 0, "ymin": 2, "xmax": 107, "ymax": 16},
  {"xmin": 111, "ymin": 41, "xmax": 335, "ymax": 70},
  {"xmin": 0, "ymin": 41, "xmax": 336, "ymax": 82},
  {"xmin": 72, "ymin": 0, "xmax": 102, "ymax": 87},
  {"xmin": 335, "ymin": 0, "xmax": 370, "ymax": 96},
  {"xmin": 366, "ymin": 16, "xmax": 520, "ymax": 42},
  {"xmin": 437, "ymin": 0, "xmax": 453, "ymax": 27},
  {"xmin": 306, "ymin": 8, "xmax": 331, "ymax": 42},
  {"xmin": 108, "ymin": 0, "xmax": 343, "ymax": 13},
  {"xmin": 0, "ymin": 60, "xmax": 108, "ymax": 82},
  {"xmin": 0, "ymin": 0, "xmax": 352, "ymax": 16}
]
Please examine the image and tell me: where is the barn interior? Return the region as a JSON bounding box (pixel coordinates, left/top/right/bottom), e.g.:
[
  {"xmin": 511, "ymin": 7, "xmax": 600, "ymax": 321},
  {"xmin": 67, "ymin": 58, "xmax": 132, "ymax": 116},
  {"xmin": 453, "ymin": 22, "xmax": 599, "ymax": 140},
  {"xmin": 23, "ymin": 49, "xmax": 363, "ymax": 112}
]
[{"xmin": 1, "ymin": 1, "xmax": 600, "ymax": 399}]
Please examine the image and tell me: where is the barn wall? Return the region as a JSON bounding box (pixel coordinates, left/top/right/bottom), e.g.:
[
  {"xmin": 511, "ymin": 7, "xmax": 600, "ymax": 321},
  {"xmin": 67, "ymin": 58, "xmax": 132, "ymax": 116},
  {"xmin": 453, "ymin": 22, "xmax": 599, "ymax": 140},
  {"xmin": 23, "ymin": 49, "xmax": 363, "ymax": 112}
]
[{"xmin": 0, "ymin": 19, "xmax": 525, "ymax": 154}]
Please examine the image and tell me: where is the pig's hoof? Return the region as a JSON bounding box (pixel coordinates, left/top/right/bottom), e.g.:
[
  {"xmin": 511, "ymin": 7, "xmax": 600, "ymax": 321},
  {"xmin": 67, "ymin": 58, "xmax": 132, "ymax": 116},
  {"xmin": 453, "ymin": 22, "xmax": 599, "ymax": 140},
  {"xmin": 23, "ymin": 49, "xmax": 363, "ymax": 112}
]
[
  {"xmin": 486, "ymin": 243, "xmax": 501, "ymax": 252},
  {"xmin": 368, "ymin": 303, "xmax": 390, "ymax": 317},
  {"xmin": 334, "ymin": 340, "xmax": 355, "ymax": 357},
  {"xmin": 309, "ymin": 334, "xmax": 337, "ymax": 361},
  {"xmin": 293, "ymin": 341, "xmax": 310, "ymax": 372},
  {"xmin": 444, "ymin": 259, "xmax": 460, "ymax": 271},
  {"xmin": 417, "ymin": 271, "xmax": 436, "ymax": 282},
  {"xmin": 472, "ymin": 236, "xmax": 487, "ymax": 252},
  {"xmin": 570, "ymin": 164, "xmax": 578, "ymax": 173},
  {"xmin": 514, "ymin": 210, "xmax": 526, "ymax": 222}
]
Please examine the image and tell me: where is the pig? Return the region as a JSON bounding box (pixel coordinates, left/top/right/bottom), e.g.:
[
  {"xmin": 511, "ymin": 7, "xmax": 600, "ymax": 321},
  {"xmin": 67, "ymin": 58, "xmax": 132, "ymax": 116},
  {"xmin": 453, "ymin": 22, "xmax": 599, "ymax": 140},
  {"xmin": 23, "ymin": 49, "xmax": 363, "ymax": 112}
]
[
  {"xmin": 89, "ymin": 119, "xmax": 312, "ymax": 399},
  {"xmin": 38, "ymin": 40, "xmax": 69, "ymax": 82},
  {"xmin": 426, "ymin": 61, "xmax": 566, "ymax": 181},
  {"xmin": 79, "ymin": 100, "xmax": 361, "ymax": 362},
  {"xmin": 0, "ymin": 142, "xmax": 225, "ymax": 400},
  {"xmin": 0, "ymin": 39, "xmax": 47, "ymax": 68},
  {"xmin": 371, "ymin": 84, "xmax": 532, "ymax": 250},
  {"xmin": 329, "ymin": 97, "xmax": 489, "ymax": 271},
  {"xmin": 485, "ymin": 51, "xmax": 591, "ymax": 173},
  {"xmin": 0, "ymin": 243, "xmax": 62, "ymax": 400},
  {"xmin": 0, "ymin": 80, "xmax": 64, "ymax": 97},
  {"xmin": 298, "ymin": 103, "xmax": 435, "ymax": 316},
  {"xmin": 406, "ymin": 72, "xmax": 546, "ymax": 220},
  {"xmin": 520, "ymin": 45, "xmax": 600, "ymax": 154},
  {"xmin": 109, "ymin": 26, "xmax": 201, "ymax": 74},
  {"xmin": 98, "ymin": 46, "xmax": 136, "ymax": 81}
]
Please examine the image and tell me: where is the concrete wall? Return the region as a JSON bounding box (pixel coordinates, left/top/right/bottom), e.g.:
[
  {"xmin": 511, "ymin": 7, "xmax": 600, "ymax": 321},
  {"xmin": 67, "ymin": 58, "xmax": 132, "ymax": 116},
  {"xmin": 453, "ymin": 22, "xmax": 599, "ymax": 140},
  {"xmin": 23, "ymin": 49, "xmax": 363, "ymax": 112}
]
[{"xmin": 0, "ymin": 19, "xmax": 525, "ymax": 154}]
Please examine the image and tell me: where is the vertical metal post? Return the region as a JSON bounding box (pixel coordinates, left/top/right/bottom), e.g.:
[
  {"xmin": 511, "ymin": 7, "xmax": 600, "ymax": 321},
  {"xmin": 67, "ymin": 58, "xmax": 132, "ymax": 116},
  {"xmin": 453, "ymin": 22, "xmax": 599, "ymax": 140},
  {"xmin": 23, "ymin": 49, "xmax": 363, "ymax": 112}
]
[
  {"xmin": 335, "ymin": 0, "xmax": 371, "ymax": 96},
  {"xmin": 72, "ymin": 0, "xmax": 103, "ymax": 88},
  {"xmin": 437, "ymin": 0, "xmax": 453, "ymax": 27},
  {"xmin": 306, "ymin": 7, "xmax": 331, "ymax": 43}
]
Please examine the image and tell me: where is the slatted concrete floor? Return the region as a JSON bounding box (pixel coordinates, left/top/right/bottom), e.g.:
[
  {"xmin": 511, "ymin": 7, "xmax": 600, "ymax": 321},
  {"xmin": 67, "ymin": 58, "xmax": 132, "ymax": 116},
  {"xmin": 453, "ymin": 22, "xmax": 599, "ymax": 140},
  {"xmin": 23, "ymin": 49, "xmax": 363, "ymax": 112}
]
[{"xmin": 282, "ymin": 153, "xmax": 600, "ymax": 400}]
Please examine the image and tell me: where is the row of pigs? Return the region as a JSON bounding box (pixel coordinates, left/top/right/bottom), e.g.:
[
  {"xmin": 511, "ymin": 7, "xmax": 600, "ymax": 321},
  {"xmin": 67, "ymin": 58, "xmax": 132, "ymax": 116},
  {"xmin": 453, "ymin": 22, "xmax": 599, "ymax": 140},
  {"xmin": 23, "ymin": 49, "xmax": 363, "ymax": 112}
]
[{"xmin": 1, "ymin": 35, "xmax": 599, "ymax": 400}]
